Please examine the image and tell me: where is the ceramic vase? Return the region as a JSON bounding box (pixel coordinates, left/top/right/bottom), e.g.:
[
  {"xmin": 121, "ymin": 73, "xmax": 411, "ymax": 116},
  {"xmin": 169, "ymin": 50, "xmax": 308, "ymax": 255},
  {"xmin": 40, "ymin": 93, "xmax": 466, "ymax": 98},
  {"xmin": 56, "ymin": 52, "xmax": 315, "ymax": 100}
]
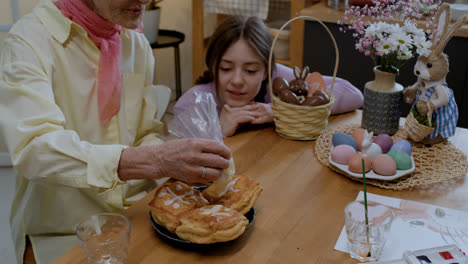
[
  {"xmin": 143, "ymin": 7, "xmax": 161, "ymax": 43},
  {"xmin": 361, "ymin": 66, "xmax": 403, "ymax": 135}
]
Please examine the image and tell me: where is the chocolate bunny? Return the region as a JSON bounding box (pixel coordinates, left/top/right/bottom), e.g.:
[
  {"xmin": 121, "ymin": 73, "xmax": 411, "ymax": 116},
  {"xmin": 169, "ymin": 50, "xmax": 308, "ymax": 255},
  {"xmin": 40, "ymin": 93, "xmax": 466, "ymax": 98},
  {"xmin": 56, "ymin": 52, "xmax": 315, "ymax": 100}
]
[
  {"xmin": 403, "ymin": 3, "xmax": 466, "ymax": 144},
  {"xmin": 289, "ymin": 66, "xmax": 310, "ymax": 96}
]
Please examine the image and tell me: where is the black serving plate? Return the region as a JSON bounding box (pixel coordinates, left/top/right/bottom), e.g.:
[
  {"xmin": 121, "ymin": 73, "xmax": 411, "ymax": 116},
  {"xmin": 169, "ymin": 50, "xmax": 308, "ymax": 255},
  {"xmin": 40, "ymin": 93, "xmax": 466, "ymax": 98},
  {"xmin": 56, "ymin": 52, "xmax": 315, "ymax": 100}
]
[{"xmin": 149, "ymin": 186, "xmax": 256, "ymax": 250}]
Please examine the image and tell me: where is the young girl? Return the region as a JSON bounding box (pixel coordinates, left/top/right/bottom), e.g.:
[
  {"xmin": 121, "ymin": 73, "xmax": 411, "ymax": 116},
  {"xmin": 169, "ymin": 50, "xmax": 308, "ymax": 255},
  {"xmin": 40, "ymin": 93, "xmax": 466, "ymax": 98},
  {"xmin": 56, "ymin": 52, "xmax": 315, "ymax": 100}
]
[{"xmin": 174, "ymin": 16, "xmax": 363, "ymax": 137}]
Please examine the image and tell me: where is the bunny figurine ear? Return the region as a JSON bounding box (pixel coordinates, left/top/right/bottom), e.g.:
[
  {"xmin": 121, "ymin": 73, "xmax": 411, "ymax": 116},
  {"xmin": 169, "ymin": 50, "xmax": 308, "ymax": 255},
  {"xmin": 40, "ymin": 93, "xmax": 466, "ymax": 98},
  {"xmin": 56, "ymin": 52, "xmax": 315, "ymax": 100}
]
[
  {"xmin": 432, "ymin": 3, "xmax": 467, "ymax": 56},
  {"xmin": 431, "ymin": 4, "xmax": 450, "ymax": 49}
]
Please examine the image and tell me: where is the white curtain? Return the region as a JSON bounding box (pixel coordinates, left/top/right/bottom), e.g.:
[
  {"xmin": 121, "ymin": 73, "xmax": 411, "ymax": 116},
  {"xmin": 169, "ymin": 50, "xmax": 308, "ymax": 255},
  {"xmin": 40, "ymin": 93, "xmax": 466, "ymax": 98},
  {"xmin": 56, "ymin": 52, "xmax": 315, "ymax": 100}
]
[{"xmin": 204, "ymin": 0, "xmax": 270, "ymax": 19}]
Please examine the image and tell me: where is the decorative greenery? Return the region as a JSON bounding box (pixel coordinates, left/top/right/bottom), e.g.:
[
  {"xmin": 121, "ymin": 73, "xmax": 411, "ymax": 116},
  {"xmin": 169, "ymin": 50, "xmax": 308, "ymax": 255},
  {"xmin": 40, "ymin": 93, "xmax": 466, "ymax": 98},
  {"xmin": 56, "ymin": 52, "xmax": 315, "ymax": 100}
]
[
  {"xmin": 411, "ymin": 106, "xmax": 436, "ymax": 127},
  {"xmin": 338, "ymin": 0, "xmax": 440, "ymax": 74}
]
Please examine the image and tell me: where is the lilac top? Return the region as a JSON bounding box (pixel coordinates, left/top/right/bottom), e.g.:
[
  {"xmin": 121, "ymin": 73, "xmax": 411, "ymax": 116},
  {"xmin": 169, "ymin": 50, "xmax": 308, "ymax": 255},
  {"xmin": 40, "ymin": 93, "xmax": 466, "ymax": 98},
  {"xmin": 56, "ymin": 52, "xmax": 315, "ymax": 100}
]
[{"xmin": 174, "ymin": 63, "xmax": 363, "ymax": 117}]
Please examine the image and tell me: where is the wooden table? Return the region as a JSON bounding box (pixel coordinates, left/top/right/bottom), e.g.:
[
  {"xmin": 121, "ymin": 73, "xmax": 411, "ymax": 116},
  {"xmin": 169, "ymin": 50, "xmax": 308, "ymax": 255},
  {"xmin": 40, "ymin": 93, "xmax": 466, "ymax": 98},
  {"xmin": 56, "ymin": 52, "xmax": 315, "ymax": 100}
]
[{"xmin": 53, "ymin": 110, "xmax": 468, "ymax": 264}]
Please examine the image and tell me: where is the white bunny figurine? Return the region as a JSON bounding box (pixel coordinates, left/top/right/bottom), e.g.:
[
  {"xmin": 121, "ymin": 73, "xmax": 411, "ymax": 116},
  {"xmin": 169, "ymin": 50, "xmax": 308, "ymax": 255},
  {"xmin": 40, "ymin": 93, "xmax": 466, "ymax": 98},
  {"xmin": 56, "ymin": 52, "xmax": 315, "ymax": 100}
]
[
  {"xmin": 361, "ymin": 129, "xmax": 382, "ymax": 160},
  {"xmin": 403, "ymin": 3, "xmax": 467, "ymax": 144}
]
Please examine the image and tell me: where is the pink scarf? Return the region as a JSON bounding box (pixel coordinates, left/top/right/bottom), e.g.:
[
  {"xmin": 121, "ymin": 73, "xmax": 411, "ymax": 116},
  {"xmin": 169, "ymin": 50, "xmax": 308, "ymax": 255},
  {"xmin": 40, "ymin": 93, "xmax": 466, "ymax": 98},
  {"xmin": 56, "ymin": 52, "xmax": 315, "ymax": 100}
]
[{"xmin": 57, "ymin": 0, "xmax": 122, "ymax": 126}]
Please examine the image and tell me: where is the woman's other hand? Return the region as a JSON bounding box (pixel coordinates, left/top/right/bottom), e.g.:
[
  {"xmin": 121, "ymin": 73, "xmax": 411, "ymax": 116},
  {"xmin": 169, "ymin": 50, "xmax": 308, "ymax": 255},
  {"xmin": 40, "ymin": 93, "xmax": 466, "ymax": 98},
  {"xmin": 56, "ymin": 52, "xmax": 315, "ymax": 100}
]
[{"xmin": 118, "ymin": 138, "xmax": 231, "ymax": 184}]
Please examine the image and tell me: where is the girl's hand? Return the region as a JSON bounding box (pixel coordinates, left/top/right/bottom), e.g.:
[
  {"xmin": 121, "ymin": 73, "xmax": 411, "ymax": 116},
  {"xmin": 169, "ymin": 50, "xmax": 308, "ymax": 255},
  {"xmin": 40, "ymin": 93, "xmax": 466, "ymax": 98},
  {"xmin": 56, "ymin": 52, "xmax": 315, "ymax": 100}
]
[
  {"xmin": 250, "ymin": 103, "xmax": 274, "ymax": 124},
  {"xmin": 220, "ymin": 104, "xmax": 257, "ymax": 137}
]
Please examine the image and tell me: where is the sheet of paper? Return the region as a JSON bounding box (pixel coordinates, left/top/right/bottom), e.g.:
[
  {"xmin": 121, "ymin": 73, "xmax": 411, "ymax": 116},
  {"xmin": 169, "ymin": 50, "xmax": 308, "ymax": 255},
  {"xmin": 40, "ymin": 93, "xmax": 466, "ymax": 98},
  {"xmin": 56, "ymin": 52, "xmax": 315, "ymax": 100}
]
[{"xmin": 334, "ymin": 191, "xmax": 468, "ymax": 261}]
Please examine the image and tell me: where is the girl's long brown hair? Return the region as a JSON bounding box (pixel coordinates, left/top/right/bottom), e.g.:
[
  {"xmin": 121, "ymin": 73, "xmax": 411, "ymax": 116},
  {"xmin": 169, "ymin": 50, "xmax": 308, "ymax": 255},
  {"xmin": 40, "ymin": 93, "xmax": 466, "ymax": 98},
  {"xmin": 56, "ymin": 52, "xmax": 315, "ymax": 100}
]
[{"xmin": 195, "ymin": 16, "xmax": 276, "ymax": 103}]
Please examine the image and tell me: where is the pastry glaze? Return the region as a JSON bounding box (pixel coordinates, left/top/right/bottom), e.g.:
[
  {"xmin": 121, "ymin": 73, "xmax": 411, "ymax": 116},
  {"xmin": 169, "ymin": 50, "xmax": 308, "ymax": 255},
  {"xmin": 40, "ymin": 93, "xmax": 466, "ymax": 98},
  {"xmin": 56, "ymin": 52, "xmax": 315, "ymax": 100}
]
[{"xmin": 176, "ymin": 204, "xmax": 249, "ymax": 244}]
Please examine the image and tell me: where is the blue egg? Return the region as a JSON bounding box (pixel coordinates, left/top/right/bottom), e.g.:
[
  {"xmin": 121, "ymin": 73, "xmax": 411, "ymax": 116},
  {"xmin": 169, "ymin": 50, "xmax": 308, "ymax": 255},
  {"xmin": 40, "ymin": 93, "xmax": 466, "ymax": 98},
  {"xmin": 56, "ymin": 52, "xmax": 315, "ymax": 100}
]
[
  {"xmin": 390, "ymin": 140, "xmax": 412, "ymax": 156},
  {"xmin": 332, "ymin": 133, "xmax": 358, "ymax": 151}
]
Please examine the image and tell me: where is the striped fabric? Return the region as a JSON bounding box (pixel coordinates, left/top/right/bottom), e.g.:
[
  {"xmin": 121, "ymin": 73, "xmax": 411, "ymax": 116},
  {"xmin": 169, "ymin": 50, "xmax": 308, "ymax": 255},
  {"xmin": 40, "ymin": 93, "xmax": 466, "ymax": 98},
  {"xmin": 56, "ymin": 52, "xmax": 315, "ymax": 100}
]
[
  {"xmin": 204, "ymin": 0, "xmax": 269, "ymax": 19},
  {"xmin": 415, "ymin": 85, "xmax": 458, "ymax": 139}
]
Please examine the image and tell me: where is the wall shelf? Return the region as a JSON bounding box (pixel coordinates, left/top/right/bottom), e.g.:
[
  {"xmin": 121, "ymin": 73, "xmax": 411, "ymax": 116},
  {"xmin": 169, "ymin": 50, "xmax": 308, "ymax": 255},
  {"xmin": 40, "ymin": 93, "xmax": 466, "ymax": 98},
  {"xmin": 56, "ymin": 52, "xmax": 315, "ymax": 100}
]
[{"xmin": 191, "ymin": 0, "xmax": 307, "ymax": 84}]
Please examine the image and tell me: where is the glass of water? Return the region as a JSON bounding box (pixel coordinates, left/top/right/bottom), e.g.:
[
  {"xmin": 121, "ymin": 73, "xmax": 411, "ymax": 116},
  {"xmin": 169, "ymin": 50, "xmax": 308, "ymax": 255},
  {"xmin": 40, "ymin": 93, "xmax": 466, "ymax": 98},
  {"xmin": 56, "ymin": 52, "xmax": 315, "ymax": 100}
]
[
  {"xmin": 345, "ymin": 200, "xmax": 393, "ymax": 262},
  {"xmin": 76, "ymin": 213, "xmax": 131, "ymax": 264}
]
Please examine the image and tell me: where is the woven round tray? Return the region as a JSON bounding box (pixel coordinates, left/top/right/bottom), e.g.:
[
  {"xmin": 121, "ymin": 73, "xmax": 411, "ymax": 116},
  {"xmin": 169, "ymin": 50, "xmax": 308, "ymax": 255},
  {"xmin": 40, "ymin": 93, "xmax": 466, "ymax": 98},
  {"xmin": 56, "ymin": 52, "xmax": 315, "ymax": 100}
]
[
  {"xmin": 315, "ymin": 124, "xmax": 468, "ymax": 190},
  {"xmin": 268, "ymin": 16, "xmax": 339, "ymax": 140}
]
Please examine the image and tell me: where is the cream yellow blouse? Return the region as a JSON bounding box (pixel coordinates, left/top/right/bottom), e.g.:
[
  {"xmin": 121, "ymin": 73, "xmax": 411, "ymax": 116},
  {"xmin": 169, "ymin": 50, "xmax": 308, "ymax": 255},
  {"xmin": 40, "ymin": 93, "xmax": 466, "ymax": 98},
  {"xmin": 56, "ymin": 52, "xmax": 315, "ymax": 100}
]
[{"xmin": 0, "ymin": 1, "xmax": 164, "ymax": 263}]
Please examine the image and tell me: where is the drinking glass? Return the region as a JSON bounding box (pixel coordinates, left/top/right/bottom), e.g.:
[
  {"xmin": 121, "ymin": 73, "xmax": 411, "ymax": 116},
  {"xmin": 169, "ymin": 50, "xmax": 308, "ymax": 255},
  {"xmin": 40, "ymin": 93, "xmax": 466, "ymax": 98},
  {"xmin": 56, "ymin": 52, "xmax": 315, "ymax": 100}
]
[
  {"xmin": 76, "ymin": 213, "xmax": 131, "ymax": 264},
  {"xmin": 345, "ymin": 200, "xmax": 393, "ymax": 262}
]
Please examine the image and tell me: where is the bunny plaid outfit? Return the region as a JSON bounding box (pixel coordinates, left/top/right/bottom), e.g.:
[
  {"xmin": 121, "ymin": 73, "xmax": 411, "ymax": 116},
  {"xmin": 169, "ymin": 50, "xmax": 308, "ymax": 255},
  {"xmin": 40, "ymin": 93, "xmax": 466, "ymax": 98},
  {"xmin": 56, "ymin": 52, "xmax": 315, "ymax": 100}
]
[{"xmin": 415, "ymin": 84, "xmax": 458, "ymax": 139}]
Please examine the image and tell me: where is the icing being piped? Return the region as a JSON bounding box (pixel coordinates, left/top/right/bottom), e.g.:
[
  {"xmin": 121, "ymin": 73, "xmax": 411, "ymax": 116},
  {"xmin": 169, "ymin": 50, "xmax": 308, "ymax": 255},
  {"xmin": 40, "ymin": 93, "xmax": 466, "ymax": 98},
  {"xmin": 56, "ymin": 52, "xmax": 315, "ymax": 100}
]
[{"xmin": 217, "ymin": 177, "xmax": 240, "ymax": 197}]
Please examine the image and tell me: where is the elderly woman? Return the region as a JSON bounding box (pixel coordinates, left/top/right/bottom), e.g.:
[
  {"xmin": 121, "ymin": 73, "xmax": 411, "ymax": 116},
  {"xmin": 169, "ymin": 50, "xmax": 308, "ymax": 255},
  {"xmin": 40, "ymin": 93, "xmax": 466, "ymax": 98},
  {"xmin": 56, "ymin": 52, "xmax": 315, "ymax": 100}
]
[{"xmin": 0, "ymin": 0, "xmax": 230, "ymax": 263}]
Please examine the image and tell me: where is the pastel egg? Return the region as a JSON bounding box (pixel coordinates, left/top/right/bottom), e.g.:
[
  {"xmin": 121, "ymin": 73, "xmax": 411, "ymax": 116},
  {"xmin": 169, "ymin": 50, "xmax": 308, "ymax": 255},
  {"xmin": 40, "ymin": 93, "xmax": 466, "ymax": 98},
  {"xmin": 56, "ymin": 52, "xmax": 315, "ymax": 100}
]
[
  {"xmin": 373, "ymin": 134, "xmax": 393, "ymax": 153},
  {"xmin": 331, "ymin": 145, "xmax": 357, "ymax": 165},
  {"xmin": 390, "ymin": 140, "xmax": 412, "ymax": 156},
  {"xmin": 306, "ymin": 72, "xmax": 326, "ymax": 95},
  {"xmin": 386, "ymin": 149, "xmax": 413, "ymax": 170},
  {"xmin": 372, "ymin": 154, "xmax": 397, "ymax": 176},
  {"xmin": 362, "ymin": 142, "xmax": 382, "ymax": 160},
  {"xmin": 348, "ymin": 153, "xmax": 372, "ymax": 174},
  {"xmin": 332, "ymin": 133, "xmax": 358, "ymax": 151},
  {"xmin": 351, "ymin": 128, "xmax": 365, "ymax": 151}
]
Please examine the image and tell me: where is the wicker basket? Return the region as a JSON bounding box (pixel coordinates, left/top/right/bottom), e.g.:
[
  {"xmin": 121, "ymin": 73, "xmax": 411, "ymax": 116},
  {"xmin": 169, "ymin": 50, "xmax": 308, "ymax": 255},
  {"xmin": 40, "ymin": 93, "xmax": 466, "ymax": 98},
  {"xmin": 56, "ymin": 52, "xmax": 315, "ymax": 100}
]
[
  {"xmin": 404, "ymin": 111, "xmax": 435, "ymax": 142},
  {"xmin": 403, "ymin": 100, "xmax": 435, "ymax": 142},
  {"xmin": 268, "ymin": 16, "xmax": 339, "ymax": 140}
]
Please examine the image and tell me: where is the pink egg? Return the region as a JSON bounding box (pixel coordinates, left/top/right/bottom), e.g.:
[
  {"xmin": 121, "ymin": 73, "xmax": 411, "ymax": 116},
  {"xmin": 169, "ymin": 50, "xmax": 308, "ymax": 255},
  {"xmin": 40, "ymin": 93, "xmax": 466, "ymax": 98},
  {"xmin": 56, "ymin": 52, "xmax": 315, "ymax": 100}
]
[
  {"xmin": 348, "ymin": 153, "xmax": 372, "ymax": 174},
  {"xmin": 351, "ymin": 128, "xmax": 365, "ymax": 151},
  {"xmin": 331, "ymin": 145, "xmax": 357, "ymax": 165},
  {"xmin": 372, "ymin": 154, "xmax": 397, "ymax": 176},
  {"xmin": 373, "ymin": 134, "xmax": 393, "ymax": 153}
]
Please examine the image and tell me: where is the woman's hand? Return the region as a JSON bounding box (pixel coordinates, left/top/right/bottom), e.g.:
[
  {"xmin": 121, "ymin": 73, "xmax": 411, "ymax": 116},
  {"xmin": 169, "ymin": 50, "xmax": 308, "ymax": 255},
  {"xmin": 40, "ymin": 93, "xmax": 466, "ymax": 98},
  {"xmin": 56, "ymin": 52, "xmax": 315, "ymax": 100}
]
[
  {"xmin": 118, "ymin": 138, "xmax": 231, "ymax": 184},
  {"xmin": 220, "ymin": 104, "xmax": 257, "ymax": 137}
]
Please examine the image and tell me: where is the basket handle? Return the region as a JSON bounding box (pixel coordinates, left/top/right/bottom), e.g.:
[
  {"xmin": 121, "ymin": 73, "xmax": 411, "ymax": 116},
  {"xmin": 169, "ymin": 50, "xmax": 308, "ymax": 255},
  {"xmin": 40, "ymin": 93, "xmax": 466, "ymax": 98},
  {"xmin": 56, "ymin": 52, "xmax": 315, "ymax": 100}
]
[{"xmin": 268, "ymin": 16, "xmax": 340, "ymax": 97}]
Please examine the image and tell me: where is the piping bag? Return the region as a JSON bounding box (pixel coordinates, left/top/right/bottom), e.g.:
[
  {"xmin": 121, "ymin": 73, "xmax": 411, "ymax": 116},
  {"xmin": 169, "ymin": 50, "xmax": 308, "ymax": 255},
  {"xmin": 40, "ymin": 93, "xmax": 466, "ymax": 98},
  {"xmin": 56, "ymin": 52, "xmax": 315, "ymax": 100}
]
[{"xmin": 170, "ymin": 90, "xmax": 234, "ymax": 196}]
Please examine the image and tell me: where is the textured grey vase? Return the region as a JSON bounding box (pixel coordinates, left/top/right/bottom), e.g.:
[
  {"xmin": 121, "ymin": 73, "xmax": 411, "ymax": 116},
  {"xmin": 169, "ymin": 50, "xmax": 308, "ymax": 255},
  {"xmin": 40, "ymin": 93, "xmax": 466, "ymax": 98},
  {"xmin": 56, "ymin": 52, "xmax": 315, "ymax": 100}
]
[{"xmin": 361, "ymin": 67, "xmax": 403, "ymax": 135}]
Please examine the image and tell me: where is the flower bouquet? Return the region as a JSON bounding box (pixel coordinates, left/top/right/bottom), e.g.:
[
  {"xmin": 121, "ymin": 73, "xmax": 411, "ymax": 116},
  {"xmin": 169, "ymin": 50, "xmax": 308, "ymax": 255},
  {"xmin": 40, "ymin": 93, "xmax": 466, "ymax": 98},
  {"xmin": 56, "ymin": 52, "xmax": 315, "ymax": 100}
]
[
  {"xmin": 338, "ymin": 0, "xmax": 439, "ymax": 135},
  {"xmin": 339, "ymin": 0, "xmax": 436, "ymax": 75}
]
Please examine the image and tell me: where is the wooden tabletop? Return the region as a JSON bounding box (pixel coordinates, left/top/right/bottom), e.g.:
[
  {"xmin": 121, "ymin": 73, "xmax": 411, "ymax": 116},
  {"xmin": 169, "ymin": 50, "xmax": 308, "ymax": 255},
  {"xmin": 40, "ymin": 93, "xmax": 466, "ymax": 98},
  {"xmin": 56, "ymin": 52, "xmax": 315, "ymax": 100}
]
[{"xmin": 53, "ymin": 110, "xmax": 468, "ymax": 264}]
